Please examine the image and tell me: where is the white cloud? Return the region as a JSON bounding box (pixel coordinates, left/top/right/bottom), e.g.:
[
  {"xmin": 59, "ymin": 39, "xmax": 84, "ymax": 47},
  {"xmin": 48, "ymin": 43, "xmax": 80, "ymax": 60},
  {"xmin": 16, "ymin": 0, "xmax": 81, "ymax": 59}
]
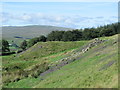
[
  {"xmin": 21, "ymin": 14, "xmax": 32, "ymax": 21},
  {"xmin": 2, "ymin": 12, "xmax": 118, "ymax": 28},
  {"xmin": 0, "ymin": 12, "xmax": 11, "ymax": 23},
  {"xmin": 55, "ymin": 16, "xmax": 64, "ymax": 22}
]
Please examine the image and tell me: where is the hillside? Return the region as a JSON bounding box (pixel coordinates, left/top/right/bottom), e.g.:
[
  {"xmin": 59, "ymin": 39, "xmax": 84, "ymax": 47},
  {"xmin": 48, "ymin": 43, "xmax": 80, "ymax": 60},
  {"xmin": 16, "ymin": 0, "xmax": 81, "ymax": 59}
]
[
  {"xmin": 2, "ymin": 25, "xmax": 72, "ymax": 40},
  {"xmin": 2, "ymin": 34, "xmax": 118, "ymax": 88},
  {"xmin": 2, "ymin": 25, "xmax": 72, "ymax": 46}
]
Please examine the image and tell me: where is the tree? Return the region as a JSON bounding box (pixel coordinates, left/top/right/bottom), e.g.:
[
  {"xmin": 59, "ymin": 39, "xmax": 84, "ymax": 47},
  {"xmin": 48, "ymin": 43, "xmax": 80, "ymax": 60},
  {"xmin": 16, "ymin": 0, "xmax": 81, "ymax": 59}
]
[
  {"xmin": 82, "ymin": 28, "xmax": 93, "ymax": 40},
  {"xmin": 47, "ymin": 31, "xmax": 64, "ymax": 41},
  {"xmin": 71, "ymin": 30, "xmax": 83, "ymax": 41},
  {"xmin": 100, "ymin": 28, "xmax": 115, "ymax": 36},
  {"xmin": 27, "ymin": 38, "xmax": 39, "ymax": 47},
  {"xmin": 2, "ymin": 39, "xmax": 10, "ymax": 52},
  {"xmin": 38, "ymin": 35, "xmax": 47, "ymax": 42},
  {"xmin": 62, "ymin": 31, "xmax": 74, "ymax": 41},
  {"xmin": 20, "ymin": 40, "xmax": 27, "ymax": 50}
]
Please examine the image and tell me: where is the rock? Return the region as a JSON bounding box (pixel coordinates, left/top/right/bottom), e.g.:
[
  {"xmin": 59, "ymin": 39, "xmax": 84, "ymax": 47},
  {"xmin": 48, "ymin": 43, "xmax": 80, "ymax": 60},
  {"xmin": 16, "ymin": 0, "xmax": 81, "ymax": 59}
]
[{"xmin": 38, "ymin": 46, "xmax": 42, "ymax": 48}]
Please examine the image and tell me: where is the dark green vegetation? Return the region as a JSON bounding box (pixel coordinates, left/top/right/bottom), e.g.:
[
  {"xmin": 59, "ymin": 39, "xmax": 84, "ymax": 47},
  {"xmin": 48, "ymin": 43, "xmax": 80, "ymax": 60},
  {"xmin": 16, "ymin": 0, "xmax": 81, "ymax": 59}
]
[
  {"xmin": 27, "ymin": 35, "xmax": 47, "ymax": 47},
  {"xmin": 20, "ymin": 40, "xmax": 27, "ymax": 50},
  {"xmin": 47, "ymin": 23, "xmax": 118, "ymax": 41},
  {"xmin": 2, "ymin": 34, "xmax": 118, "ymax": 88},
  {"xmin": 1, "ymin": 40, "xmax": 10, "ymax": 53}
]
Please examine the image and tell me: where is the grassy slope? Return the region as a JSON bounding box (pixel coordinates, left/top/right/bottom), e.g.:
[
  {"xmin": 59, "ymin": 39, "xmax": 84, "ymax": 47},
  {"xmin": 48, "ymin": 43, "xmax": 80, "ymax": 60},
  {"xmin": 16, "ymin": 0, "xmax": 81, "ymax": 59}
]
[
  {"xmin": 3, "ymin": 35, "xmax": 118, "ymax": 88},
  {"xmin": 34, "ymin": 35, "xmax": 118, "ymax": 88},
  {"xmin": 19, "ymin": 41, "xmax": 87, "ymax": 59},
  {"xmin": 3, "ymin": 41, "xmax": 87, "ymax": 70},
  {"xmin": 2, "ymin": 41, "xmax": 87, "ymax": 87}
]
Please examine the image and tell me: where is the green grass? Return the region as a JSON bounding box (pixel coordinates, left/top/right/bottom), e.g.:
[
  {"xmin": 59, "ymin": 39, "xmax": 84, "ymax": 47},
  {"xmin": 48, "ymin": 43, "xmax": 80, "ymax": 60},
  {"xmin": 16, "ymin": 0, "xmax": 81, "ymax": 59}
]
[
  {"xmin": 3, "ymin": 41, "xmax": 87, "ymax": 68},
  {"xmin": 33, "ymin": 35, "xmax": 118, "ymax": 88},
  {"xmin": 19, "ymin": 41, "xmax": 87, "ymax": 59},
  {"xmin": 2, "ymin": 41, "xmax": 87, "ymax": 86},
  {"xmin": 2, "ymin": 34, "xmax": 118, "ymax": 88}
]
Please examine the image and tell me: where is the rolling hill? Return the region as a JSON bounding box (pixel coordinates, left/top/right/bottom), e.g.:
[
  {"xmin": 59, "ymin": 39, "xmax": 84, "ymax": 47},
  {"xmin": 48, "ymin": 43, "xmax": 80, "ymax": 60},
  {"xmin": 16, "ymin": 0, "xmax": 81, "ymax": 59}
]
[
  {"xmin": 2, "ymin": 34, "xmax": 118, "ymax": 88},
  {"xmin": 2, "ymin": 25, "xmax": 72, "ymax": 46},
  {"xmin": 2, "ymin": 25, "xmax": 72, "ymax": 40}
]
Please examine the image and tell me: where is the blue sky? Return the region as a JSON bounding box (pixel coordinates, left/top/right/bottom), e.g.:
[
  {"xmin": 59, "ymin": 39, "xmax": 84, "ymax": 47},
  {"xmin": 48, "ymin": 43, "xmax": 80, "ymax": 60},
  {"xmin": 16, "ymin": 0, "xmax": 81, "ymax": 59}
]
[{"xmin": 1, "ymin": 2, "xmax": 118, "ymax": 29}]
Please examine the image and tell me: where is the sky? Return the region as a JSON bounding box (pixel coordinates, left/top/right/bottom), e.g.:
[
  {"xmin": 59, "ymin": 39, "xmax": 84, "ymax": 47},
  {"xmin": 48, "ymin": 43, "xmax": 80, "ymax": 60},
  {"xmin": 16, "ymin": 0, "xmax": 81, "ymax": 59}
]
[
  {"xmin": 1, "ymin": 2, "xmax": 118, "ymax": 29},
  {"xmin": 1, "ymin": 0, "xmax": 119, "ymax": 2}
]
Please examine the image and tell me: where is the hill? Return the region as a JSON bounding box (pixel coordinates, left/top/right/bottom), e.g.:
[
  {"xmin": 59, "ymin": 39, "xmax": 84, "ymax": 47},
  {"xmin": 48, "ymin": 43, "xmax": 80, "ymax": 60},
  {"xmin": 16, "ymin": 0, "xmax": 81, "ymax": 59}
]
[
  {"xmin": 2, "ymin": 25, "xmax": 72, "ymax": 46},
  {"xmin": 2, "ymin": 34, "xmax": 118, "ymax": 88},
  {"xmin": 2, "ymin": 25, "xmax": 72, "ymax": 40}
]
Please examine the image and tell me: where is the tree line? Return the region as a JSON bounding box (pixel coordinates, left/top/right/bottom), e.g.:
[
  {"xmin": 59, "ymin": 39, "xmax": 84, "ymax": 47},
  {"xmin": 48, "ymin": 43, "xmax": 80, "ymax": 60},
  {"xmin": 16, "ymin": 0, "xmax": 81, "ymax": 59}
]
[
  {"xmin": 47, "ymin": 23, "xmax": 118, "ymax": 41},
  {"xmin": 1, "ymin": 22, "xmax": 119, "ymax": 53}
]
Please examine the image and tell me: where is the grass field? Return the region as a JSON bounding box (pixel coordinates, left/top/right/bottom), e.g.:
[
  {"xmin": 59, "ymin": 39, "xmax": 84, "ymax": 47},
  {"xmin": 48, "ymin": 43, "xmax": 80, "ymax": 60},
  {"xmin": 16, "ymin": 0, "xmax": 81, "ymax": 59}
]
[{"xmin": 2, "ymin": 34, "xmax": 118, "ymax": 88}]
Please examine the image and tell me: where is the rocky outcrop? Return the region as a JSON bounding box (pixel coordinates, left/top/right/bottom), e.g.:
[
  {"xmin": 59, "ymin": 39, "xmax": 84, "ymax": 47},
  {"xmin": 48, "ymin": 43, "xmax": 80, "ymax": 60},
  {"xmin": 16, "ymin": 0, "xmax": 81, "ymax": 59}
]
[
  {"xmin": 40, "ymin": 38, "xmax": 106, "ymax": 77},
  {"xmin": 81, "ymin": 38, "xmax": 105, "ymax": 53}
]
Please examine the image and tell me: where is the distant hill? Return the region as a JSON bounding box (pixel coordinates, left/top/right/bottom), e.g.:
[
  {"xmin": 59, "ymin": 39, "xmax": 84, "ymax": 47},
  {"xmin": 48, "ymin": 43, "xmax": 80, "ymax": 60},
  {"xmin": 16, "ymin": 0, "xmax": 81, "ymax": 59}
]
[{"xmin": 2, "ymin": 25, "xmax": 72, "ymax": 40}]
